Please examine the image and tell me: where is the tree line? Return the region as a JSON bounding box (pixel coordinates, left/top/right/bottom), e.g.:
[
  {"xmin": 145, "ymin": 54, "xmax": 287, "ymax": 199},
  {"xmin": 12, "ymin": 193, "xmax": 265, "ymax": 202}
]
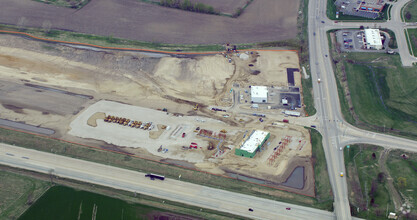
[{"xmin": 160, "ymin": 0, "xmax": 219, "ymax": 15}]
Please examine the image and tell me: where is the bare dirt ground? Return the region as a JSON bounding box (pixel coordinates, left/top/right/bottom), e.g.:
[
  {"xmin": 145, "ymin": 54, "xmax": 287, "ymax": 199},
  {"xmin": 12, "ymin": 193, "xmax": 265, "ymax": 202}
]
[
  {"xmin": 0, "ymin": 0, "xmax": 299, "ymax": 44},
  {"xmin": 0, "ymin": 35, "xmax": 313, "ymax": 195}
]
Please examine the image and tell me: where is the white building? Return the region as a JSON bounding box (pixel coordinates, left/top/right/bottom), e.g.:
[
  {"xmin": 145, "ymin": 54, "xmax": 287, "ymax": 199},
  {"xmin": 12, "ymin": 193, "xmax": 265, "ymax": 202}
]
[
  {"xmin": 251, "ymin": 86, "xmax": 268, "ymax": 103},
  {"xmin": 364, "ymin": 29, "xmax": 383, "ymax": 50}
]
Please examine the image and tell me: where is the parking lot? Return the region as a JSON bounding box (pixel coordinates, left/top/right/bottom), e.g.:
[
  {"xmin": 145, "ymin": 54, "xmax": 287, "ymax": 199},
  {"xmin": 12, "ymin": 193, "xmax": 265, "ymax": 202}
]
[{"xmin": 336, "ymin": 29, "xmax": 390, "ymax": 52}]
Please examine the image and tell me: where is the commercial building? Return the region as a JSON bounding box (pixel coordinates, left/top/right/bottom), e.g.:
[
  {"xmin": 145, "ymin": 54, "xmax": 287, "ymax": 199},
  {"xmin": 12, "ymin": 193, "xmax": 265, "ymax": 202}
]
[
  {"xmin": 235, "ymin": 130, "xmax": 270, "ymax": 158},
  {"xmin": 335, "ymin": 0, "xmax": 385, "ymax": 19},
  {"xmin": 364, "ymin": 29, "xmax": 383, "ymax": 50},
  {"xmin": 251, "ymin": 86, "xmax": 268, "ymax": 103}
]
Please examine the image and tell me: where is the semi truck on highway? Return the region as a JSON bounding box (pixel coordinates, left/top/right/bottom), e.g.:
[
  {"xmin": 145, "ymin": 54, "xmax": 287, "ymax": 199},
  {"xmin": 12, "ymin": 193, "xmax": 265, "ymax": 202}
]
[{"xmin": 145, "ymin": 173, "xmax": 165, "ymax": 180}]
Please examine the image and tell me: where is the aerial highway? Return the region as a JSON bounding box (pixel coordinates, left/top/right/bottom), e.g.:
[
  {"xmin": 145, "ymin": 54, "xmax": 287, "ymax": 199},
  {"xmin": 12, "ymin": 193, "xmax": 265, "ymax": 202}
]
[
  {"xmin": 0, "ymin": 143, "xmax": 335, "ymax": 220},
  {"xmin": 308, "ymin": 0, "xmax": 417, "ymax": 219}
]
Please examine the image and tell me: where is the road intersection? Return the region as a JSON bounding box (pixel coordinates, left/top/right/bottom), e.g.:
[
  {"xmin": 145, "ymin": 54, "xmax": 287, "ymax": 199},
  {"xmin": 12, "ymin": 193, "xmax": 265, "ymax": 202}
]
[{"xmin": 309, "ymin": 0, "xmax": 417, "ymax": 219}]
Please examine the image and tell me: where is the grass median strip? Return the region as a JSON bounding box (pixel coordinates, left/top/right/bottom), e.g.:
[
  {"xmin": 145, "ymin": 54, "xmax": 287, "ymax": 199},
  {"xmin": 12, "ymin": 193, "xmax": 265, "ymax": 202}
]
[{"xmin": 405, "ymin": 28, "xmax": 417, "ymax": 56}]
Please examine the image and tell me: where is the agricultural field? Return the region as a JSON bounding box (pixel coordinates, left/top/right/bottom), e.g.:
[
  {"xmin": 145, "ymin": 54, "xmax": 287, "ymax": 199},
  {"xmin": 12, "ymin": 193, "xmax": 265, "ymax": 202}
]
[
  {"xmin": 19, "ymin": 186, "xmax": 205, "ymax": 220},
  {"xmin": 144, "ymin": 0, "xmax": 251, "ymax": 16},
  {"xmin": 404, "ymin": 0, "xmax": 417, "ymax": 22},
  {"xmin": 32, "ymin": 0, "xmax": 90, "ymax": 9},
  {"xmin": 0, "ymin": 169, "xmax": 50, "ymax": 219},
  {"xmin": 0, "ymin": 0, "xmax": 299, "ymax": 44}
]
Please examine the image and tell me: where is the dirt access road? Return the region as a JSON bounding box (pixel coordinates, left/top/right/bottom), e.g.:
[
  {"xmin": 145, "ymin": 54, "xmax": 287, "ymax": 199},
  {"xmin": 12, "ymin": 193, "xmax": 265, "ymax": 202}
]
[{"xmin": 0, "ymin": 0, "xmax": 299, "ymax": 44}]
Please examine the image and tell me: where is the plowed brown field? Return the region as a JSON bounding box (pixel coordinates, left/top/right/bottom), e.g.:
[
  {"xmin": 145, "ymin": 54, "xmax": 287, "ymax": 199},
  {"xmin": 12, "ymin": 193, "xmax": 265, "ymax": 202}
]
[{"xmin": 0, "ymin": 0, "xmax": 299, "ymax": 44}]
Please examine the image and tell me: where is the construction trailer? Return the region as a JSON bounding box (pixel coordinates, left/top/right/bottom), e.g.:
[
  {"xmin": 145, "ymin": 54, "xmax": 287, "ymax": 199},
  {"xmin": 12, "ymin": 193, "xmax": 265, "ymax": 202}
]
[{"xmin": 235, "ymin": 130, "xmax": 270, "ymax": 158}]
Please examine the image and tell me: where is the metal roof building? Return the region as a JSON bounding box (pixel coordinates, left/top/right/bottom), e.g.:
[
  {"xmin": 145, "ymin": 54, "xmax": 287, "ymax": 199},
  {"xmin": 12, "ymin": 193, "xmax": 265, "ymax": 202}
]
[
  {"xmin": 364, "ymin": 29, "xmax": 383, "ymax": 50},
  {"xmin": 251, "ymin": 86, "xmax": 268, "ymax": 103},
  {"xmin": 235, "ymin": 130, "xmax": 270, "ymax": 158}
]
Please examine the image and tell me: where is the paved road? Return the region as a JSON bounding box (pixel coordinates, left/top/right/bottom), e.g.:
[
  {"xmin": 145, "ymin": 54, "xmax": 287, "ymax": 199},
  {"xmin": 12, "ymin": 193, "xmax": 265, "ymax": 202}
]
[
  {"xmin": 0, "ymin": 143, "xmax": 335, "ymax": 220},
  {"xmin": 308, "ymin": 0, "xmax": 417, "ymax": 219}
]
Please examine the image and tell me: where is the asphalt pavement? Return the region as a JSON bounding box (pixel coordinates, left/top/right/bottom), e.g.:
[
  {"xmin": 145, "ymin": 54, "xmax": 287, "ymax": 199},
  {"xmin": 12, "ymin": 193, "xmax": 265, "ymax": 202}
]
[{"xmin": 0, "ymin": 143, "xmax": 335, "ymax": 220}]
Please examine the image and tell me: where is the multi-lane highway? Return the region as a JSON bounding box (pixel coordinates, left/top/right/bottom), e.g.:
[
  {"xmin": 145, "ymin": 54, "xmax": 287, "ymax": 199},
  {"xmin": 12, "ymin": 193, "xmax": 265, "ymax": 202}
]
[
  {"xmin": 0, "ymin": 143, "xmax": 335, "ymax": 220},
  {"xmin": 308, "ymin": 0, "xmax": 417, "ymax": 219}
]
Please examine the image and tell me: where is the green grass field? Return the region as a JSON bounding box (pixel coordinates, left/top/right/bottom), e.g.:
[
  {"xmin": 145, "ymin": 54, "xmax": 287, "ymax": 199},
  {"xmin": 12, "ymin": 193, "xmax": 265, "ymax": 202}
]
[
  {"xmin": 386, "ymin": 150, "xmax": 417, "ymax": 217},
  {"xmin": 332, "ymin": 51, "xmax": 417, "ymax": 139},
  {"xmin": 0, "ymin": 126, "xmax": 333, "ymax": 211},
  {"xmin": 404, "ymin": 0, "xmax": 417, "ymax": 22},
  {"xmin": 310, "ymin": 129, "xmax": 333, "ymax": 209},
  {"xmin": 32, "ymin": 0, "xmax": 90, "ymax": 9},
  {"xmin": 299, "ymin": 0, "xmax": 317, "ymax": 116},
  {"xmin": 343, "ymin": 145, "xmax": 394, "ymax": 219},
  {"xmin": 406, "ymin": 28, "xmax": 417, "ymax": 55},
  {"xmin": 0, "ymin": 169, "xmax": 50, "ymax": 219},
  {"xmin": 19, "ymin": 186, "xmax": 219, "ymax": 220}
]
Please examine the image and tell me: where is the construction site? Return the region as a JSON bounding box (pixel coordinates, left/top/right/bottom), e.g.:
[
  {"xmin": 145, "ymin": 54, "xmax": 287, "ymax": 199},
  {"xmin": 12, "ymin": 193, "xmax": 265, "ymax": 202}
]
[{"xmin": 0, "ymin": 34, "xmax": 314, "ymax": 196}]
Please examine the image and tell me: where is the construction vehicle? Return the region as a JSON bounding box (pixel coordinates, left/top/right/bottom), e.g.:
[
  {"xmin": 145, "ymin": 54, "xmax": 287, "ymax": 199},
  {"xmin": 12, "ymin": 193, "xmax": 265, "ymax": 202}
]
[
  {"xmin": 157, "ymin": 145, "xmax": 162, "ymax": 152},
  {"xmin": 189, "ymin": 142, "xmax": 198, "ymax": 149},
  {"xmin": 340, "ymin": 172, "xmax": 344, "ymax": 177},
  {"xmin": 123, "ymin": 119, "xmax": 130, "ymax": 126},
  {"xmin": 193, "ymin": 104, "xmax": 198, "ymax": 111},
  {"xmin": 136, "ymin": 121, "xmax": 142, "ymax": 128},
  {"xmin": 220, "ymin": 129, "xmax": 227, "ymax": 133}
]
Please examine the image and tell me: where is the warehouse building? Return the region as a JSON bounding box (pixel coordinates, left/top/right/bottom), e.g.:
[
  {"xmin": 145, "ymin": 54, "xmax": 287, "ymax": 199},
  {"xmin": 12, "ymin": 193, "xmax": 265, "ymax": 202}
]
[
  {"xmin": 365, "ymin": 29, "xmax": 383, "ymax": 50},
  {"xmin": 235, "ymin": 130, "xmax": 270, "ymax": 158},
  {"xmin": 251, "ymin": 86, "xmax": 268, "ymax": 103}
]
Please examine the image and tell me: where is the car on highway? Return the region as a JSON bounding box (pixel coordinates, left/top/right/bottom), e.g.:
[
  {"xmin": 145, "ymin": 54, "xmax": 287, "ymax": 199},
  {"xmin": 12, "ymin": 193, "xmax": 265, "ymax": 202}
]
[
  {"xmin": 340, "ymin": 147, "xmax": 343, "ymax": 151},
  {"xmin": 321, "ymin": 21, "xmax": 325, "ymax": 23},
  {"xmin": 248, "ymin": 208, "xmax": 254, "ymax": 212},
  {"xmin": 286, "ymin": 207, "xmax": 291, "ymax": 210},
  {"xmin": 182, "ymin": 133, "xmax": 186, "ymax": 138}
]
